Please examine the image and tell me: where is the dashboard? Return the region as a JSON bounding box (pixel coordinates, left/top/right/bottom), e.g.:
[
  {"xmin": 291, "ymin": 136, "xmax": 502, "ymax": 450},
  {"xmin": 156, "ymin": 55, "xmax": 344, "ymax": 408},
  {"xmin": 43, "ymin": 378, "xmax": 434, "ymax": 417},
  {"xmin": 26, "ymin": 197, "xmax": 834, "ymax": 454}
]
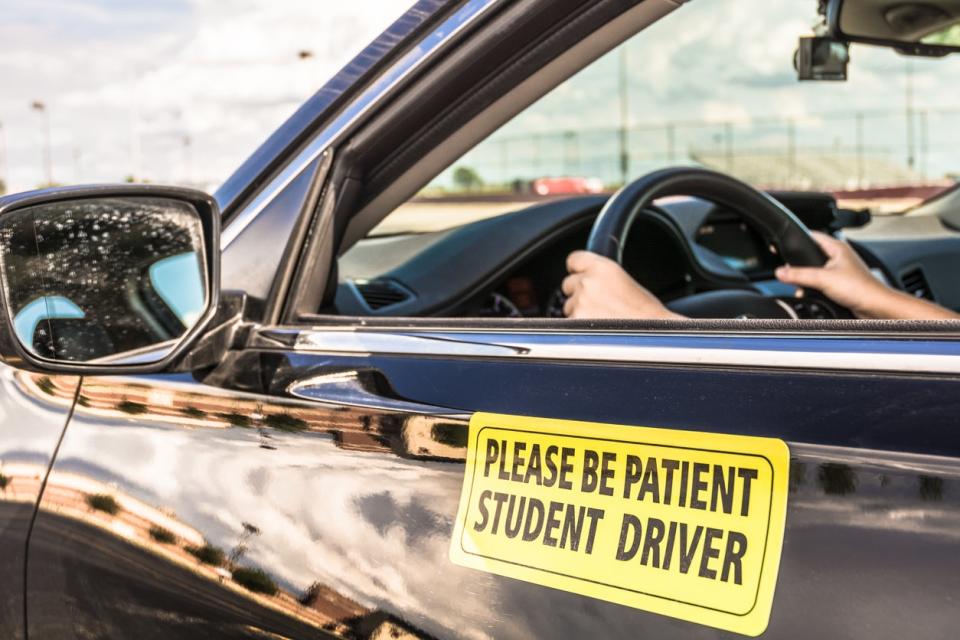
[
  {"xmin": 471, "ymin": 213, "xmax": 710, "ymax": 318},
  {"xmin": 695, "ymin": 217, "xmax": 779, "ymax": 274},
  {"xmin": 335, "ymin": 192, "xmax": 960, "ymax": 318}
]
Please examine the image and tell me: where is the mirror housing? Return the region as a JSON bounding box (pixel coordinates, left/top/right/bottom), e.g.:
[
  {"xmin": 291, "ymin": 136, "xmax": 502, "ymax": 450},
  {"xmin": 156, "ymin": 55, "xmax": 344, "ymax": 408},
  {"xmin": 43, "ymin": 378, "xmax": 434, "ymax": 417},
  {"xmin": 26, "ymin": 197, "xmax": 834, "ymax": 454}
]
[
  {"xmin": 795, "ymin": 36, "xmax": 850, "ymax": 80},
  {"xmin": 0, "ymin": 184, "xmax": 220, "ymax": 374},
  {"xmin": 828, "ymin": 0, "xmax": 960, "ymax": 57}
]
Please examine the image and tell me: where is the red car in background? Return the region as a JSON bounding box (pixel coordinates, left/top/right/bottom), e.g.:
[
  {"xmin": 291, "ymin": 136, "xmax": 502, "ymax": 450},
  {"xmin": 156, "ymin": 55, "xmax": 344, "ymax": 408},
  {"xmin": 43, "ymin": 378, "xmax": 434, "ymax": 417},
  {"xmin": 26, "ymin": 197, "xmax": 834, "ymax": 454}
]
[{"xmin": 523, "ymin": 176, "xmax": 606, "ymax": 195}]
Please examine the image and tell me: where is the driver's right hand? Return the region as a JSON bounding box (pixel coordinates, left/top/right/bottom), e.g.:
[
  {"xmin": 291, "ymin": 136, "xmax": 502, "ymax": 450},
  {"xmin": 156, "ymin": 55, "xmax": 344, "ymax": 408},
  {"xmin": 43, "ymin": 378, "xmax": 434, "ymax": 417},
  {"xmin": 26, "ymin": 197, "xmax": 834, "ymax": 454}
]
[
  {"xmin": 774, "ymin": 231, "xmax": 896, "ymax": 318},
  {"xmin": 563, "ymin": 250, "xmax": 682, "ymax": 320}
]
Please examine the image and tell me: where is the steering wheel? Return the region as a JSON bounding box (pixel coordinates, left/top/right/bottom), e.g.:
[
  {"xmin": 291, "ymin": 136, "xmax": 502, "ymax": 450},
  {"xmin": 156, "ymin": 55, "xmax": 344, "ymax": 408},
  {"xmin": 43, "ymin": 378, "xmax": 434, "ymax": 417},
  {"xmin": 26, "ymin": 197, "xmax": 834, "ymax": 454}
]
[{"xmin": 586, "ymin": 167, "xmax": 846, "ymax": 319}]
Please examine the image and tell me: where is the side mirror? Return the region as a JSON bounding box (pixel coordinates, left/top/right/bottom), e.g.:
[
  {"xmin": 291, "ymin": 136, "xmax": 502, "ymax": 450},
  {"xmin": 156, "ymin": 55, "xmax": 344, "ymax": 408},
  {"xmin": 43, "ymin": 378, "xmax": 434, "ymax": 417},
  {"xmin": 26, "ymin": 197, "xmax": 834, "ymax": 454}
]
[
  {"xmin": 828, "ymin": 0, "xmax": 960, "ymax": 57},
  {"xmin": 0, "ymin": 185, "xmax": 220, "ymax": 373}
]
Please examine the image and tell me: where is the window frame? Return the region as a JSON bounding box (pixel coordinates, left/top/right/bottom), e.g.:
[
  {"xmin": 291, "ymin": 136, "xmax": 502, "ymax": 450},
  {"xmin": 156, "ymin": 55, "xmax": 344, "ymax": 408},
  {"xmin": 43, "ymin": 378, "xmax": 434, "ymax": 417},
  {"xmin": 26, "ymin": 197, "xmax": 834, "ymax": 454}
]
[
  {"xmin": 261, "ymin": 0, "xmax": 960, "ymax": 358},
  {"xmin": 273, "ymin": 0, "xmax": 685, "ymax": 324}
]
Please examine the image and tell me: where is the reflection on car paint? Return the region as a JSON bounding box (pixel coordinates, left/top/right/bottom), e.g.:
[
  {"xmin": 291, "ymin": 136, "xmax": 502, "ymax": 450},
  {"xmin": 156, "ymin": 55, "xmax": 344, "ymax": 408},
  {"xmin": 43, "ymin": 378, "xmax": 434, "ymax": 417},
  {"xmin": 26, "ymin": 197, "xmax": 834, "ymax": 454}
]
[
  {"xmin": 29, "ymin": 367, "xmax": 463, "ymax": 639},
  {"xmin": 12, "ymin": 296, "xmax": 86, "ymax": 347},
  {"xmin": 0, "ymin": 366, "xmax": 79, "ymax": 640},
  {"xmin": 148, "ymin": 251, "xmax": 206, "ymax": 326},
  {"xmin": 21, "ymin": 357, "xmax": 960, "ymax": 639}
]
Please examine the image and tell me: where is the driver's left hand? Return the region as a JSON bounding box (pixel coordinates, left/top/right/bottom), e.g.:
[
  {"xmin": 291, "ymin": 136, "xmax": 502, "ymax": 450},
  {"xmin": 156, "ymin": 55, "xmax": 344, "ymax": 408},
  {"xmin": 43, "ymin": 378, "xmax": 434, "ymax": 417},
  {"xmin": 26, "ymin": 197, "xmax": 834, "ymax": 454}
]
[{"xmin": 563, "ymin": 250, "xmax": 683, "ymax": 320}]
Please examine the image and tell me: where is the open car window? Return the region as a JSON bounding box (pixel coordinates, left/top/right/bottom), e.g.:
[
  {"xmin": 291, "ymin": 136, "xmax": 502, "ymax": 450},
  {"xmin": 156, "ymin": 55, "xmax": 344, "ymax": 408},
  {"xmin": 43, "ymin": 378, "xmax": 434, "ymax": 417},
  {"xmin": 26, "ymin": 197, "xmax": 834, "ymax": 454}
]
[
  {"xmin": 364, "ymin": 0, "xmax": 960, "ymax": 241},
  {"xmin": 329, "ymin": 0, "xmax": 960, "ymax": 323}
]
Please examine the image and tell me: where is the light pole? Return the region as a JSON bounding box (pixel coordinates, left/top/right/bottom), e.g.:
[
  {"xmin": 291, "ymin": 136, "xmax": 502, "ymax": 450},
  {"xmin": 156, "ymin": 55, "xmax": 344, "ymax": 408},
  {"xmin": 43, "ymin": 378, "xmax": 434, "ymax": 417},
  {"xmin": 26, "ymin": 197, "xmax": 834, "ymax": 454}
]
[
  {"xmin": 919, "ymin": 109, "xmax": 928, "ymax": 180},
  {"xmin": 855, "ymin": 112, "xmax": 864, "ymax": 189},
  {"xmin": 786, "ymin": 118, "xmax": 797, "ymax": 187},
  {"xmin": 723, "ymin": 121, "xmax": 734, "ymax": 173},
  {"xmin": 618, "ymin": 46, "xmax": 630, "ymax": 186},
  {"xmin": 0, "ymin": 121, "xmax": 7, "ymax": 193},
  {"xmin": 73, "ymin": 148, "xmax": 82, "ymax": 183},
  {"xmin": 183, "ymin": 134, "xmax": 193, "ymax": 186},
  {"xmin": 31, "ymin": 101, "xmax": 53, "ymax": 186},
  {"xmin": 129, "ymin": 73, "xmax": 143, "ymax": 182},
  {"xmin": 905, "ymin": 59, "xmax": 915, "ymax": 171},
  {"xmin": 665, "ymin": 123, "xmax": 676, "ymax": 164},
  {"xmin": 298, "ymin": 49, "xmax": 320, "ymax": 90},
  {"xmin": 563, "ymin": 130, "xmax": 579, "ymax": 175}
]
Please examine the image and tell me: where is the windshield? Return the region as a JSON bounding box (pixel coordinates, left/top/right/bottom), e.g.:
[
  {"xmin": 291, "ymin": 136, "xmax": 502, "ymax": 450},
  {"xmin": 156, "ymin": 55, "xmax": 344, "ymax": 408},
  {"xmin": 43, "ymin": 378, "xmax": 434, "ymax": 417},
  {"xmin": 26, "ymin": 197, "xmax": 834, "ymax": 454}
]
[{"xmin": 373, "ymin": 0, "xmax": 960, "ymax": 236}]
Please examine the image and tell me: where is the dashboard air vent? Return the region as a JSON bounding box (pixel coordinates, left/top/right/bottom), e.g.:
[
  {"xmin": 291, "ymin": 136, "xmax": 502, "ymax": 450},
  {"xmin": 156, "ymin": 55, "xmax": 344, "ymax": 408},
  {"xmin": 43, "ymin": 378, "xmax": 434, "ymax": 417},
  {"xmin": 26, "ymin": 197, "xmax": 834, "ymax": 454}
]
[
  {"xmin": 900, "ymin": 267, "xmax": 934, "ymax": 300},
  {"xmin": 355, "ymin": 279, "xmax": 412, "ymax": 310}
]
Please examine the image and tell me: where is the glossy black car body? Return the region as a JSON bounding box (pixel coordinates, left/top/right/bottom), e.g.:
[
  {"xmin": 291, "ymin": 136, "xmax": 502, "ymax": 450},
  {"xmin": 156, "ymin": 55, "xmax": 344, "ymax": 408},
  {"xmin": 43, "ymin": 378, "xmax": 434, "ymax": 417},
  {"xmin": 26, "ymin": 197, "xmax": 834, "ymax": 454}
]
[{"xmin": 2, "ymin": 1, "xmax": 960, "ymax": 639}]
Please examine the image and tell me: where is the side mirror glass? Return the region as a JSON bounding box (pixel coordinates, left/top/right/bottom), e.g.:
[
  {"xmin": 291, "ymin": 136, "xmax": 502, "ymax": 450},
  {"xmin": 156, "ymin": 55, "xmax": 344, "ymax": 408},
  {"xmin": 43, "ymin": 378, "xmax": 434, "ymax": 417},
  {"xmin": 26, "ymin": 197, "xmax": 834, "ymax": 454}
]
[{"xmin": 0, "ymin": 187, "xmax": 219, "ymax": 370}]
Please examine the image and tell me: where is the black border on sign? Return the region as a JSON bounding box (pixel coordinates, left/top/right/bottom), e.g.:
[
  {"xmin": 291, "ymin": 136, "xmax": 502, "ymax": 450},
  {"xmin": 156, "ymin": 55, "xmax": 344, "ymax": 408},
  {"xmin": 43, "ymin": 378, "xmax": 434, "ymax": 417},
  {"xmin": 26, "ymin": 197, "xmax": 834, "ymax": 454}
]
[{"xmin": 458, "ymin": 423, "xmax": 777, "ymax": 618}]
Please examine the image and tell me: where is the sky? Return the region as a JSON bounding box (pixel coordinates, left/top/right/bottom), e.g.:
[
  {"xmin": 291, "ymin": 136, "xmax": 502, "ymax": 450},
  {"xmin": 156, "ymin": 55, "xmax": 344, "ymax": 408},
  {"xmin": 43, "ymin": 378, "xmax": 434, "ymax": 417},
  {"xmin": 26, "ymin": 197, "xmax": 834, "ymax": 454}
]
[
  {"xmin": 0, "ymin": 0, "xmax": 412, "ymax": 193},
  {"xmin": 4, "ymin": 0, "xmax": 960, "ymax": 196},
  {"xmin": 442, "ymin": 0, "xmax": 960, "ymax": 190}
]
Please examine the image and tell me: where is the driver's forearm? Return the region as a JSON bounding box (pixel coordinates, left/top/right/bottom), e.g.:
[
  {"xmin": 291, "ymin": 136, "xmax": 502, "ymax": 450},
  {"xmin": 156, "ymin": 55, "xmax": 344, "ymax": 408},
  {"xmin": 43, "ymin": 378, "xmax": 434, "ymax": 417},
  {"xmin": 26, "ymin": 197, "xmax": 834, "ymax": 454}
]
[{"xmin": 856, "ymin": 288, "xmax": 960, "ymax": 320}]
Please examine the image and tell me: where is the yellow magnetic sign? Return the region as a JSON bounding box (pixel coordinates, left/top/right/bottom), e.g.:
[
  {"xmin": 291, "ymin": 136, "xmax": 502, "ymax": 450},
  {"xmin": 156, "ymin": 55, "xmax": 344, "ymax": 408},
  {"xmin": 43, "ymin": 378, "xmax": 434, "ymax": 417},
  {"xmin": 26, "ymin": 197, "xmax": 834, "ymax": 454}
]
[{"xmin": 449, "ymin": 413, "xmax": 789, "ymax": 637}]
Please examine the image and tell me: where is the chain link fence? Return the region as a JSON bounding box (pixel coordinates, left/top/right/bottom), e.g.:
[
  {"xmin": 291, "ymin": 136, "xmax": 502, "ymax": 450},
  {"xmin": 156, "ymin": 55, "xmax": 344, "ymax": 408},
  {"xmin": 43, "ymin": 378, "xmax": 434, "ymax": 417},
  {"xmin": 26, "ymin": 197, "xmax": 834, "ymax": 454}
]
[{"xmin": 435, "ymin": 108, "xmax": 960, "ymax": 194}]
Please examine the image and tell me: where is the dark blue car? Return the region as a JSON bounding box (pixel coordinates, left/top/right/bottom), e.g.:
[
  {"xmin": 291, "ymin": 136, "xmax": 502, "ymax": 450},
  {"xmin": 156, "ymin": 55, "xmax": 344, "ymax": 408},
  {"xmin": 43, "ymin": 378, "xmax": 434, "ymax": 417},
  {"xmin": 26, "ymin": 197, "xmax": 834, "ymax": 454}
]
[{"xmin": 1, "ymin": 0, "xmax": 959, "ymax": 638}]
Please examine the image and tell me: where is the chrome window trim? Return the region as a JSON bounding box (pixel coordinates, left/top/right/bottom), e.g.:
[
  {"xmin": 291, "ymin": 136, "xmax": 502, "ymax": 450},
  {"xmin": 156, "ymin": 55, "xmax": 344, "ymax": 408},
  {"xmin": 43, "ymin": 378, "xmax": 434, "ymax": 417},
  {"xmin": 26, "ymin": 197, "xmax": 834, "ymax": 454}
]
[
  {"xmin": 287, "ymin": 370, "xmax": 469, "ymax": 418},
  {"xmin": 282, "ymin": 327, "xmax": 960, "ymax": 374},
  {"xmin": 221, "ymin": 0, "xmax": 503, "ymax": 249},
  {"xmin": 225, "ymin": 0, "xmax": 960, "ymax": 379}
]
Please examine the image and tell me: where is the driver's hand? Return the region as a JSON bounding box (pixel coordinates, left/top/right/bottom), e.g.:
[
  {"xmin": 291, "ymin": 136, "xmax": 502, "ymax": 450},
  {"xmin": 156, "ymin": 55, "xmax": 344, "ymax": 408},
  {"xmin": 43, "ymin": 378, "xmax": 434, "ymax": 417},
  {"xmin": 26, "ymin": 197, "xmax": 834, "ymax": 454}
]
[
  {"xmin": 563, "ymin": 251, "xmax": 683, "ymax": 320},
  {"xmin": 774, "ymin": 231, "xmax": 892, "ymax": 318}
]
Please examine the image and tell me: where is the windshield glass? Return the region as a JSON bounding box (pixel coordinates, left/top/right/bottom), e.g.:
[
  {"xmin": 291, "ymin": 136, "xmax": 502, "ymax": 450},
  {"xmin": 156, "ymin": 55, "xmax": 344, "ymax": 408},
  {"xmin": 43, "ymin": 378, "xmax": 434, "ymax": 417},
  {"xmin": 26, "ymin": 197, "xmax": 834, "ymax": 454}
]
[{"xmin": 372, "ymin": 0, "xmax": 960, "ymax": 236}]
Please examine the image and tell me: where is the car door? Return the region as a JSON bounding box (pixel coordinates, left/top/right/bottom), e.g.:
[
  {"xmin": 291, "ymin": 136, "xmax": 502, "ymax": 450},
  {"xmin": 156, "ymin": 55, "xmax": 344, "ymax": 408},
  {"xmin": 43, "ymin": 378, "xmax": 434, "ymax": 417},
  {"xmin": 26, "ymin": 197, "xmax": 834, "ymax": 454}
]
[
  {"xmin": 22, "ymin": 1, "xmax": 960, "ymax": 639},
  {"xmin": 0, "ymin": 369, "xmax": 79, "ymax": 640},
  {"xmin": 26, "ymin": 327, "xmax": 960, "ymax": 639}
]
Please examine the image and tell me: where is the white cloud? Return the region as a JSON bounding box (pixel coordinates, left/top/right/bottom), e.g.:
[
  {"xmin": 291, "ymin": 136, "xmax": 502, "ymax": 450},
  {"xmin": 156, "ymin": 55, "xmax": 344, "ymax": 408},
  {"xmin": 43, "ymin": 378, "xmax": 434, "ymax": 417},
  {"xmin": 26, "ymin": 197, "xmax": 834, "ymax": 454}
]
[
  {"xmin": 5, "ymin": 0, "xmax": 960, "ymax": 194},
  {"xmin": 0, "ymin": 0, "xmax": 412, "ymax": 192},
  {"xmin": 448, "ymin": 0, "xmax": 960, "ymax": 187}
]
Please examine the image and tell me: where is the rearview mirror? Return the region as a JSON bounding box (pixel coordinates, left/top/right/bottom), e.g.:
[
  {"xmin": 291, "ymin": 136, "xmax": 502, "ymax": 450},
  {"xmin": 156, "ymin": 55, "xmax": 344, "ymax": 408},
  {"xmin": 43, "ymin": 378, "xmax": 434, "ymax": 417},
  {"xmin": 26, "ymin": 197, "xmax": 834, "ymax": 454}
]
[
  {"xmin": 828, "ymin": 0, "xmax": 960, "ymax": 56},
  {"xmin": 795, "ymin": 36, "xmax": 850, "ymax": 80},
  {"xmin": 0, "ymin": 185, "xmax": 219, "ymax": 373}
]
